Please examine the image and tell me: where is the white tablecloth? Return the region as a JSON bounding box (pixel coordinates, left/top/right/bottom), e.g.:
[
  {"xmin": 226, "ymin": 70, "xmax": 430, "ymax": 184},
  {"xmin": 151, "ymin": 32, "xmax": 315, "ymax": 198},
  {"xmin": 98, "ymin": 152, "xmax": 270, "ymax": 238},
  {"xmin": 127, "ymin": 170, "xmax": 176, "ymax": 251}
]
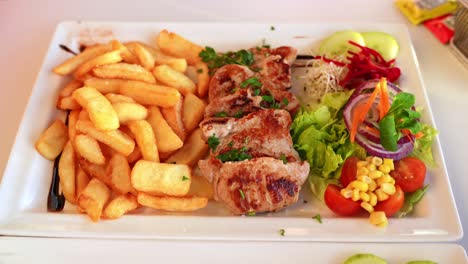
[{"xmin": 1, "ymin": 0, "xmax": 466, "ymax": 250}]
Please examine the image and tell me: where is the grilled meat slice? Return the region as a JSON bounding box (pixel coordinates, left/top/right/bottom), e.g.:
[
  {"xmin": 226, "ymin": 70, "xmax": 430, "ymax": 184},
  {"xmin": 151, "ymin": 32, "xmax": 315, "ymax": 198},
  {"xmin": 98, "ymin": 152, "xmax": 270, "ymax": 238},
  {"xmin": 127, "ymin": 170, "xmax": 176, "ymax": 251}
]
[{"xmin": 198, "ymin": 157, "xmax": 309, "ymax": 214}]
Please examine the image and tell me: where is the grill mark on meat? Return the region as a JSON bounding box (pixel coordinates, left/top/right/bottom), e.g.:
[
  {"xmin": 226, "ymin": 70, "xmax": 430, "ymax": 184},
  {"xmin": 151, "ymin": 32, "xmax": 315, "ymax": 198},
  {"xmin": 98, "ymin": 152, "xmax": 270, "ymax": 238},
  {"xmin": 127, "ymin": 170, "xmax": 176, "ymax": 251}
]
[{"xmin": 266, "ymin": 176, "xmax": 298, "ymax": 204}]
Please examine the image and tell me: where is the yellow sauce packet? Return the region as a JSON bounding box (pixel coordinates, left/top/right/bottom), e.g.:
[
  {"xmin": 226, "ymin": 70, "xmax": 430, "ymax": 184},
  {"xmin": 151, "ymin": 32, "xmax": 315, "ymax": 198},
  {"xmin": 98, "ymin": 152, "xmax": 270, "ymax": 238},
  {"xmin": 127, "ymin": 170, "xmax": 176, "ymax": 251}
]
[{"xmin": 395, "ymin": 0, "xmax": 459, "ymax": 25}]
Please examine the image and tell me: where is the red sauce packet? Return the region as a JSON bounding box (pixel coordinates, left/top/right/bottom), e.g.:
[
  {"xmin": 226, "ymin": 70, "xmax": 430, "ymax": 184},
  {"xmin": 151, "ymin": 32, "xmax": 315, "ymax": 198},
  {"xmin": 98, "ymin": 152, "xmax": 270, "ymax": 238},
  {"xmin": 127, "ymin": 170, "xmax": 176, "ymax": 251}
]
[{"xmin": 424, "ymin": 14, "xmax": 455, "ymax": 44}]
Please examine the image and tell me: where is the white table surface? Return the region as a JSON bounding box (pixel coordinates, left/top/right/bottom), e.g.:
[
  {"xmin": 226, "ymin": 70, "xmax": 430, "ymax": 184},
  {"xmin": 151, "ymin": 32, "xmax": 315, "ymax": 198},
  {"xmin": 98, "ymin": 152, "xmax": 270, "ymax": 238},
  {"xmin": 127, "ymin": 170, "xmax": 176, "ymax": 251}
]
[{"xmin": 1, "ymin": 0, "xmax": 467, "ymax": 252}]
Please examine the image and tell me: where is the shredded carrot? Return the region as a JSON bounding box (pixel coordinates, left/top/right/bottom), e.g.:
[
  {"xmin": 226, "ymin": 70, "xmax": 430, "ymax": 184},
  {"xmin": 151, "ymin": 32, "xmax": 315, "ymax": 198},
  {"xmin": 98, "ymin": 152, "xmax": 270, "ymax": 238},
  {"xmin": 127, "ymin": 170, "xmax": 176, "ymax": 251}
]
[
  {"xmin": 378, "ymin": 77, "xmax": 390, "ymax": 120},
  {"xmin": 414, "ymin": 131, "xmax": 424, "ymax": 139},
  {"xmin": 401, "ymin": 129, "xmax": 415, "ymax": 144},
  {"xmin": 365, "ymin": 125, "xmax": 381, "ymax": 136},
  {"xmin": 350, "ymin": 83, "xmax": 381, "ymax": 143}
]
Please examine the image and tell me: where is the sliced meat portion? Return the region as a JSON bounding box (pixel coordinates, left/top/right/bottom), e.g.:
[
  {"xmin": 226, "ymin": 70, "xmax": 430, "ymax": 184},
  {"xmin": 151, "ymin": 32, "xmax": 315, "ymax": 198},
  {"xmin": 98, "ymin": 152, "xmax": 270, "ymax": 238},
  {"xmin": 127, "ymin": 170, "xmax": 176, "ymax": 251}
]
[
  {"xmin": 208, "ymin": 64, "xmax": 254, "ymax": 103},
  {"xmin": 200, "ymin": 109, "xmax": 299, "ymax": 161},
  {"xmin": 199, "ymin": 157, "xmax": 309, "ymax": 214}
]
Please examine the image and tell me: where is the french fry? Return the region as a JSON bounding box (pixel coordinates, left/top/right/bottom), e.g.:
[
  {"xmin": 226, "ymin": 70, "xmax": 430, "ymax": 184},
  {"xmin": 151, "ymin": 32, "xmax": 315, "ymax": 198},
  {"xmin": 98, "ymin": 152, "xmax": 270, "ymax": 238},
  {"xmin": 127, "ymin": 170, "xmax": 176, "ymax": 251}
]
[
  {"xmin": 59, "ymin": 79, "xmax": 83, "ymax": 97},
  {"xmin": 131, "ymin": 160, "xmax": 191, "ymax": 196},
  {"xmin": 77, "ymin": 178, "xmax": 111, "ymax": 222},
  {"xmin": 195, "ymin": 61, "xmax": 209, "ymax": 97},
  {"xmin": 153, "ymin": 65, "xmax": 196, "ymax": 95},
  {"xmin": 105, "ymin": 93, "xmax": 135, "ymax": 104},
  {"xmin": 119, "ymin": 80, "xmax": 181, "ymax": 107},
  {"xmin": 165, "ymin": 128, "xmax": 208, "ymax": 167},
  {"xmin": 74, "ymin": 50, "xmax": 123, "ymax": 78},
  {"xmin": 126, "ymin": 145, "xmax": 142, "ymax": 163},
  {"xmin": 35, "ymin": 119, "xmax": 68, "ymax": 160},
  {"xmin": 126, "ymin": 41, "xmax": 188, "ymax": 72},
  {"xmin": 103, "ymin": 194, "xmax": 138, "ymax": 219},
  {"xmin": 133, "ymin": 43, "xmax": 155, "ymax": 70},
  {"xmin": 137, "ymin": 193, "xmax": 208, "ymax": 212},
  {"xmin": 84, "ymin": 78, "xmax": 122, "ymax": 94},
  {"xmin": 182, "ymin": 93, "xmax": 206, "ymax": 133},
  {"xmin": 76, "ymin": 120, "xmax": 135, "ymax": 156},
  {"xmin": 56, "ymin": 96, "xmax": 81, "ymax": 110},
  {"xmin": 111, "ymin": 40, "xmax": 139, "ymax": 64},
  {"xmin": 146, "ymin": 106, "xmax": 183, "ymax": 153},
  {"xmin": 68, "ymin": 110, "xmax": 80, "ymax": 142},
  {"xmin": 156, "ymin": 30, "xmax": 203, "ymax": 65},
  {"xmin": 161, "ymin": 97, "xmax": 186, "ymax": 142},
  {"xmin": 74, "ymin": 134, "xmax": 106, "ymax": 165},
  {"xmin": 78, "ymin": 110, "xmax": 90, "ymax": 121},
  {"xmin": 76, "ymin": 167, "xmax": 91, "ymax": 197},
  {"xmin": 107, "ymin": 153, "xmax": 134, "ymax": 194},
  {"xmin": 53, "ymin": 43, "xmax": 112, "ymax": 75},
  {"xmin": 128, "ymin": 120, "xmax": 159, "ymax": 162},
  {"xmin": 188, "ymin": 167, "xmax": 214, "ymax": 199},
  {"xmin": 112, "ymin": 102, "xmax": 148, "ymax": 124},
  {"xmin": 93, "ymin": 63, "xmax": 156, "ymax": 84},
  {"xmin": 58, "ymin": 141, "xmax": 76, "ymax": 204},
  {"xmin": 79, "ymin": 158, "xmax": 109, "ymax": 184},
  {"xmin": 72, "ymin": 87, "xmax": 120, "ymax": 131}
]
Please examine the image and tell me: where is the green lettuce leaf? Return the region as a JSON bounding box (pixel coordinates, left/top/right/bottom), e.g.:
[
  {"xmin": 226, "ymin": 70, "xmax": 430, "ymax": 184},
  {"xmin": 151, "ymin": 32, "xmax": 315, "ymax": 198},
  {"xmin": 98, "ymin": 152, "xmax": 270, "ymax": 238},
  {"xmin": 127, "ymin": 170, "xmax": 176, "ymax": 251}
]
[
  {"xmin": 308, "ymin": 175, "xmax": 338, "ymax": 202},
  {"xmin": 395, "ymin": 185, "xmax": 429, "ymax": 218},
  {"xmin": 410, "ymin": 124, "xmax": 438, "ymax": 167}
]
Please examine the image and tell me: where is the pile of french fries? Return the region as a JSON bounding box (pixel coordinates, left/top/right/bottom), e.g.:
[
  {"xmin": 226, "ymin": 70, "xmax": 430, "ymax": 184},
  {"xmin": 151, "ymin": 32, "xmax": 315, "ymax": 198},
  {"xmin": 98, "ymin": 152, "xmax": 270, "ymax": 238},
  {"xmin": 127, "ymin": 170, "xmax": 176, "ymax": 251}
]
[{"xmin": 35, "ymin": 30, "xmax": 214, "ymax": 222}]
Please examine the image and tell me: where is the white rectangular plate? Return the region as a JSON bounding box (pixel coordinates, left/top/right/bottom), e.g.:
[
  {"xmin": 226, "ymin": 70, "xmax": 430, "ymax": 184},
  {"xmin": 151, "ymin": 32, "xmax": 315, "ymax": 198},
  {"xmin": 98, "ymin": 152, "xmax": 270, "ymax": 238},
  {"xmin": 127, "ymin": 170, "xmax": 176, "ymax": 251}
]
[
  {"xmin": 0, "ymin": 21, "xmax": 462, "ymax": 242},
  {"xmin": 0, "ymin": 237, "xmax": 467, "ymax": 264}
]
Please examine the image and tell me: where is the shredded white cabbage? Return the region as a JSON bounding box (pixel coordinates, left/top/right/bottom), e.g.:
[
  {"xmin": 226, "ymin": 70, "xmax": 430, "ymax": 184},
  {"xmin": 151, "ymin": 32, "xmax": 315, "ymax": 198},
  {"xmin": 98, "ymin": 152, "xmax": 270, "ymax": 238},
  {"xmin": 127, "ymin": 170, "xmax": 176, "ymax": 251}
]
[{"xmin": 298, "ymin": 56, "xmax": 347, "ymax": 108}]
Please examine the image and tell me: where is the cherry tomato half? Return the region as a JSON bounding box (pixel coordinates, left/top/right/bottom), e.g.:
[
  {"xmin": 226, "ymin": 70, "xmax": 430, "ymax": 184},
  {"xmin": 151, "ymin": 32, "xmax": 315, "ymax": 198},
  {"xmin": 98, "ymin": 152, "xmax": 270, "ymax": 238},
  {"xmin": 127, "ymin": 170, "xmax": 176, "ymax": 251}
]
[
  {"xmin": 390, "ymin": 157, "xmax": 426, "ymax": 193},
  {"xmin": 340, "ymin": 157, "xmax": 359, "ymax": 188},
  {"xmin": 324, "ymin": 184, "xmax": 362, "ymax": 216},
  {"xmin": 374, "ymin": 185, "xmax": 404, "ymax": 217}
]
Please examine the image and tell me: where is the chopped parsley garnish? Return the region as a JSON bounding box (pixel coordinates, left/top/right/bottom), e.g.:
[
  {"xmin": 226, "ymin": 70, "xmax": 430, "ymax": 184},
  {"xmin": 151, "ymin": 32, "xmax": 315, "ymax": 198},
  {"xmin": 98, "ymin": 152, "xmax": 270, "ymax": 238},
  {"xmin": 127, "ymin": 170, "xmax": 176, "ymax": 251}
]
[
  {"xmin": 196, "ymin": 68, "xmax": 203, "ymax": 73},
  {"xmin": 199, "ymin": 46, "xmax": 254, "ymax": 72},
  {"xmin": 246, "ymin": 211, "xmax": 256, "ymax": 216},
  {"xmin": 214, "ymin": 111, "xmax": 228, "ymax": 117},
  {"xmin": 231, "ymin": 87, "xmax": 239, "ymax": 94},
  {"xmin": 312, "ymin": 214, "xmax": 322, "ymax": 224},
  {"xmin": 261, "ymin": 95, "xmax": 274, "ymax": 103},
  {"xmin": 279, "ymin": 229, "xmax": 285, "ymax": 236},
  {"xmin": 280, "ymin": 154, "xmax": 288, "ymax": 164},
  {"xmin": 282, "ymin": 98, "xmax": 289, "ymax": 106},
  {"xmin": 228, "ymin": 141, "xmax": 234, "ymax": 147},
  {"xmin": 261, "ymin": 39, "xmax": 270, "ymax": 49},
  {"xmin": 239, "ymin": 189, "xmax": 245, "ymax": 200},
  {"xmin": 216, "ymin": 147, "xmax": 252, "ymax": 162},
  {"xmin": 253, "ymin": 88, "xmax": 261, "ymax": 96},
  {"xmin": 240, "ymin": 77, "xmax": 262, "ymax": 89},
  {"xmin": 270, "ymin": 26, "xmax": 275, "ymax": 31},
  {"xmin": 233, "ymin": 110, "xmax": 244, "ymax": 118},
  {"xmin": 182, "ymin": 175, "xmax": 189, "ymax": 181},
  {"xmin": 207, "ymin": 134, "xmax": 220, "ymax": 151}
]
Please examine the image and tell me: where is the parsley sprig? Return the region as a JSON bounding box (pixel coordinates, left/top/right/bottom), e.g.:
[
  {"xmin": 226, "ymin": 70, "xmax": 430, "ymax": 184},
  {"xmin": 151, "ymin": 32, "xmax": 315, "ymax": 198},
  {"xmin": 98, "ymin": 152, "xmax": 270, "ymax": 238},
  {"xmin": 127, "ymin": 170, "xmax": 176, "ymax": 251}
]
[
  {"xmin": 208, "ymin": 134, "xmax": 220, "ymax": 151},
  {"xmin": 216, "ymin": 146, "xmax": 252, "ymax": 162},
  {"xmin": 199, "ymin": 47, "xmax": 254, "ymax": 72}
]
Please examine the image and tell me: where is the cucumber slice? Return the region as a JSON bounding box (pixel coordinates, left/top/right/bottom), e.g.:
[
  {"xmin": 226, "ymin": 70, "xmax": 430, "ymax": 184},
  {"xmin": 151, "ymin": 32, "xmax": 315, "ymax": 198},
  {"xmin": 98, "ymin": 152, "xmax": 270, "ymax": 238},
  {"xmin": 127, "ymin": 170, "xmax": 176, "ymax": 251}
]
[
  {"xmin": 406, "ymin": 261, "xmax": 437, "ymax": 264},
  {"xmin": 361, "ymin": 31, "xmax": 399, "ymax": 61},
  {"xmin": 318, "ymin": 30, "xmax": 365, "ymax": 57},
  {"xmin": 343, "ymin": 253, "xmax": 388, "ymax": 264}
]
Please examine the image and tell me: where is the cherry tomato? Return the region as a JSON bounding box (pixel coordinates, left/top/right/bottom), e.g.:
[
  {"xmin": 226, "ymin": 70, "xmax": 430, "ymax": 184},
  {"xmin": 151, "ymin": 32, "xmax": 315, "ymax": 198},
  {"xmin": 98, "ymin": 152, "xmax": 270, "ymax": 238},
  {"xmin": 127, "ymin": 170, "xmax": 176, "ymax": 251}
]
[
  {"xmin": 340, "ymin": 157, "xmax": 359, "ymax": 187},
  {"xmin": 324, "ymin": 184, "xmax": 362, "ymax": 216},
  {"xmin": 390, "ymin": 157, "xmax": 426, "ymax": 193},
  {"xmin": 374, "ymin": 185, "xmax": 404, "ymax": 217}
]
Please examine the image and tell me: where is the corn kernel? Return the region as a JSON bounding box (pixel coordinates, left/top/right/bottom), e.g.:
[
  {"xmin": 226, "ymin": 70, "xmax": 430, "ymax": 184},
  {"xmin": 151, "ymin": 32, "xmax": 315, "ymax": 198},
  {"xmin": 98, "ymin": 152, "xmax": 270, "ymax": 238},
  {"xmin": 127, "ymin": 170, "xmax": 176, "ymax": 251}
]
[
  {"xmin": 380, "ymin": 183, "xmax": 396, "ymax": 195},
  {"xmin": 357, "ymin": 161, "xmax": 368, "ymax": 168},
  {"xmin": 369, "ymin": 170, "xmax": 383, "ymax": 179},
  {"xmin": 361, "ymin": 202, "xmax": 374, "ymax": 213},
  {"xmin": 375, "ymin": 189, "xmax": 389, "ymax": 201},
  {"xmin": 367, "ymin": 164, "xmax": 377, "ymax": 171},
  {"xmin": 379, "ymin": 164, "xmax": 391, "ymax": 174},
  {"xmin": 357, "ymin": 167, "xmax": 369, "ymax": 176},
  {"xmin": 357, "ymin": 175, "xmax": 372, "ymax": 184},
  {"xmin": 371, "ymin": 157, "xmax": 383, "ymax": 166},
  {"xmin": 368, "ymin": 181, "xmax": 377, "ymax": 191},
  {"xmin": 349, "ymin": 180, "xmax": 368, "ymax": 192},
  {"xmin": 340, "ymin": 188, "xmax": 353, "ymax": 199},
  {"xmin": 376, "ymin": 174, "xmax": 393, "ymax": 186},
  {"xmin": 366, "ymin": 156, "xmax": 373, "ymax": 163},
  {"xmin": 369, "ymin": 211, "xmax": 388, "ymax": 227},
  {"xmin": 360, "ymin": 192, "xmax": 370, "ymax": 202},
  {"xmin": 369, "ymin": 193, "xmax": 378, "ymax": 206},
  {"xmin": 352, "ymin": 188, "xmax": 360, "ymax": 201},
  {"xmin": 383, "ymin": 158, "xmax": 394, "ymax": 170}
]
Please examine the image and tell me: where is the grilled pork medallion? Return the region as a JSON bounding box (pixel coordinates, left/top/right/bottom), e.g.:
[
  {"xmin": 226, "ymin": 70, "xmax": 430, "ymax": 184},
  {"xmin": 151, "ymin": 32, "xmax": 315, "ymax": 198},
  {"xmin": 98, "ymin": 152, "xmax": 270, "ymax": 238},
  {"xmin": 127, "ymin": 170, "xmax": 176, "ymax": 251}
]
[{"xmin": 198, "ymin": 46, "xmax": 310, "ymax": 215}]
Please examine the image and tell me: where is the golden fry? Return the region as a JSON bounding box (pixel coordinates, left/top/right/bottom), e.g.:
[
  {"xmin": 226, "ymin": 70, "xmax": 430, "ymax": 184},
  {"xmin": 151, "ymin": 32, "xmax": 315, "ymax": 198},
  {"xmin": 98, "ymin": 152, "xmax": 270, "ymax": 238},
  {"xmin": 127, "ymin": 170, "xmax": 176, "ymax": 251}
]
[
  {"xmin": 133, "ymin": 43, "xmax": 155, "ymax": 70},
  {"xmin": 119, "ymin": 80, "xmax": 181, "ymax": 107},
  {"xmin": 188, "ymin": 167, "xmax": 214, "ymax": 199},
  {"xmin": 77, "ymin": 178, "xmax": 110, "ymax": 222},
  {"xmin": 112, "ymin": 102, "xmax": 148, "ymax": 124},
  {"xmin": 105, "ymin": 93, "xmax": 135, "ymax": 104},
  {"xmin": 131, "ymin": 160, "xmax": 191, "ymax": 196},
  {"xmin": 128, "ymin": 120, "xmax": 159, "ymax": 162},
  {"xmin": 76, "ymin": 167, "xmax": 91, "ymax": 197},
  {"xmin": 93, "ymin": 63, "xmax": 156, "ymax": 84},
  {"xmin": 153, "ymin": 65, "xmax": 196, "ymax": 95},
  {"xmin": 182, "ymin": 93, "xmax": 206, "ymax": 133},
  {"xmin": 53, "ymin": 43, "xmax": 112, "ymax": 75},
  {"xmin": 137, "ymin": 193, "xmax": 208, "ymax": 212},
  {"xmin": 59, "ymin": 79, "xmax": 83, "ymax": 97},
  {"xmin": 103, "ymin": 194, "xmax": 138, "ymax": 219},
  {"xmin": 107, "ymin": 153, "xmax": 134, "ymax": 195},
  {"xmin": 72, "ymin": 87, "xmax": 120, "ymax": 131},
  {"xmin": 146, "ymin": 106, "xmax": 183, "ymax": 153},
  {"xmin": 84, "ymin": 78, "xmax": 122, "ymax": 94},
  {"xmin": 59, "ymin": 141, "xmax": 76, "ymax": 204},
  {"xmin": 165, "ymin": 128, "xmax": 208, "ymax": 167},
  {"xmin": 156, "ymin": 30, "xmax": 203, "ymax": 65},
  {"xmin": 74, "ymin": 134, "xmax": 105, "ymax": 165},
  {"xmin": 68, "ymin": 110, "xmax": 80, "ymax": 142},
  {"xmin": 56, "ymin": 96, "xmax": 81, "ymax": 110},
  {"xmin": 126, "ymin": 145, "xmax": 142, "ymax": 164},
  {"xmin": 74, "ymin": 50, "xmax": 123, "ymax": 78},
  {"xmin": 79, "ymin": 158, "xmax": 109, "ymax": 184},
  {"xmin": 195, "ymin": 62, "xmax": 209, "ymax": 98},
  {"xmin": 161, "ymin": 96, "xmax": 186, "ymax": 142},
  {"xmin": 35, "ymin": 119, "xmax": 68, "ymax": 160}
]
